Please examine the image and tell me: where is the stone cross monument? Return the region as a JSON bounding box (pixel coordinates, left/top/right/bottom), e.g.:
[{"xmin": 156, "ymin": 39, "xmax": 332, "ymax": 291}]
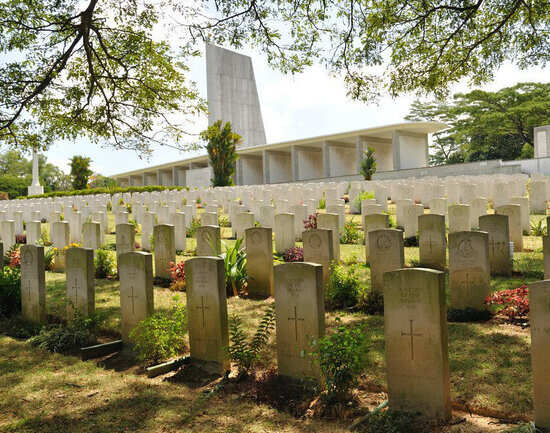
[{"xmin": 28, "ymin": 148, "xmax": 44, "ymax": 196}]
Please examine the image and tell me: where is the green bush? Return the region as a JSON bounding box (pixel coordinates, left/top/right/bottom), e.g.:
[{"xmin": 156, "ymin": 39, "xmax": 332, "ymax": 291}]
[
  {"xmin": 530, "ymin": 218, "xmax": 546, "ymax": 236},
  {"xmin": 310, "ymin": 321, "xmax": 367, "ymax": 402},
  {"xmin": 318, "ymin": 196, "xmax": 326, "ymax": 210},
  {"xmin": 218, "ymin": 215, "xmax": 231, "ymax": 227},
  {"xmin": 340, "ymin": 218, "xmax": 362, "ymax": 244},
  {"xmin": 129, "ymin": 303, "xmax": 187, "ymax": 365},
  {"xmin": 19, "ymin": 185, "xmax": 185, "ymax": 200},
  {"xmin": 358, "ymin": 289, "xmax": 384, "ymax": 315},
  {"xmin": 28, "ymin": 312, "xmax": 101, "ymax": 353},
  {"xmin": 326, "ymin": 262, "xmax": 360, "ymax": 310},
  {"xmin": 352, "ymin": 191, "xmax": 375, "ymax": 213},
  {"xmin": 514, "ymin": 254, "xmax": 544, "ymax": 279},
  {"xmin": 227, "ymin": 303, "xmax": 275, "ymax": 377},
  {"xmin": 0, "ymin": 315, "xmax": 42, "ymax": 339},
  {"xmin": 186, "ymin": 216, "xmax": 201, "ymax": 237},
  {"xmin": 94, "ymin": 249, "xmax": 115, "ymax": 278},
  {"xmin": 221, "ymin": 238, "xmax": 247, "ymax": 297},
  {"xmin": 44, "ymin": 247, "xmax": 55, "ymax": 271},
  {"xmin": 0, "ymin": 265, "xmax": 21, "ymax": 317}
]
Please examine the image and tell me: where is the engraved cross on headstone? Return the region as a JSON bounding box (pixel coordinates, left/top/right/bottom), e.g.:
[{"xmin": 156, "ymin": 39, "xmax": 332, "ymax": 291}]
[
  {"xmin": 288, "ymin": 306, "xmax": 304, "ymax": 342},
  {"xmin": 71, "ymin": 278, "xmax": 79, "ymax": 308},
  {"xmin": 401, "ymin": 319, "xmax": 422, "ymax": 361},
  {"xmin": 196, "ymin": 296, "xmax": 210, "ymax": 328},
  {"xmin": 128, "ymin": 286, "xmax": 138, "ymax": 314}
]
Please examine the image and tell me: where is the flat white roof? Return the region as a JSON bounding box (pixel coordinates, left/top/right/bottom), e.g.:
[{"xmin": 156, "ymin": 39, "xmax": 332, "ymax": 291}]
[{"xmin": 112, "ymin": 121, "xmax": 447, "ymax": 178}]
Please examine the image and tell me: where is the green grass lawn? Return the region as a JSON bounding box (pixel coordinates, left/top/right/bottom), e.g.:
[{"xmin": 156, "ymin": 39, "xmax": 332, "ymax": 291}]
[{"xmin": 0, "ymin": 207, "xmax": 544, "ymax": 432}]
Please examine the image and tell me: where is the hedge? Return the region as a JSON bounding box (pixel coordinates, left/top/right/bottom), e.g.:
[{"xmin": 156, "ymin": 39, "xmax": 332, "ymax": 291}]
[{"xmin": 16, "ymin": 185, "xmax": 187, "ymax": 200}]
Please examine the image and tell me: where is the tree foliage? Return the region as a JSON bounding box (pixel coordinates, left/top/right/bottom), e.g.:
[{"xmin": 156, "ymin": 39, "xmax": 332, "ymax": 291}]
[
  {"xmin": 360, "ymin": 147, "xmax": 377, "ymax": 180},
  {"xmin": 406, "ymin": 82, "xmax": 550, "ymax": 165},
  {"xmin": 0, "ymin": 0, "xmax": 206, "ymax": 154},
  {"xmin": 0, "ymin": 150, "xmax": 69, "ymax": 197},
  {"xmin": 201, "ymin": 120, "xmax": 240, "ymax": 187},
  {"xmin": 70, "ymin": 155, "xmax": 93, "ymax": 190},
  {"xmin": 2, "ymin": 0, "xmax": 550, "ymax": 154}
]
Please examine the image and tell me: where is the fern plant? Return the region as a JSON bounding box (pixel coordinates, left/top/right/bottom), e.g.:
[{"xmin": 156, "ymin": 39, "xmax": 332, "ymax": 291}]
[
  {"xmin": 530, "ymin": 218, "xmax": 546, "ymax": 236},
  {"xmin": 226, "ymin": 303, "xmax": 276, "ymax": 377}
]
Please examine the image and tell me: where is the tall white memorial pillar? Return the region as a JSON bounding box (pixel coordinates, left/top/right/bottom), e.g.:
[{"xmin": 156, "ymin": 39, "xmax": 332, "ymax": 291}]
[{"xmin": 28, "ymin": 148, "xmax": 44, "ymax": 196}]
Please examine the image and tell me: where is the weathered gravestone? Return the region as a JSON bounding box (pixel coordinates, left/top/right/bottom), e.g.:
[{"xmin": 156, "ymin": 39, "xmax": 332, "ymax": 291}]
[
  {"xmin": 196, "ymin": 225, "xmax": 221, "ymax": 256},
  {"xmin": 510, "ymin": 196, "xmax": 530, "ymax": 235},
  {"xmin": 82, "ymin": 221, "xmax": 102, "ymax": 250},
  {"xmin": 26, "ymin": 221, "xmax": 41, "ymax": 245},
  {"xmin": 291, "ymin": 204, "xmax": 308, "ymax": 241},
  {"xmin": 479, "ymin": 214, "xmax": 512, "ymax": 276},
  {"xmin": 153, "ymin": 224, "xmax": 175, "ymax": 280},
  {"xmin": 20, "ymin": 244, "xmax": 46, "ymax": 323},
  {"xmin": 259, "ymin": 205, "xmax": 275, "ymax": 228},
  {"xmin": 530, "ymin": 180, "xmax": 547, "ymax": 214},
  {"xmin": 496, "ymin": 204, "xmax": 523, "ymax": 251},
  {"xmin": 469, "ymin": 197, "xmax": 487, "ymax": 229},
  {"xmin": 529, "ymin": 280, "xmax": 550, "ymax": 430},
  {"xmin": 274, "ymin": 262, "xmax": 324, "ymax": 379},
  {"xmin": 186, "ymin": 256, "xmax": 229, "ymax": 373},
  {"xmin": 119, "ymin": 251, "xmax": 154, "ymax": 341},
  {"xmin": 141, "ymin": 212, "xmax": 154, "ymax": 251},
  {"xmin": 52, "ymin": 220, "xmax": 70, "ymax": 272},
  {"xmin": 1, "ymin": 220, "xmax": 15, "ymax": 249},
  {"xmin": 418, "ymin": 214, "xmax": 446, "ymax": 270},
  {"xmin": 116, "ymin": 223, "xmax": 135, "ymax": 275},
  {"xmin": 201, "ymin": 212, "xmax": 218, "ymax": 227},
  {"xmin": 303, "ymin": 229, "xmax": 334, "ymax": 288},
  {"xmin": 317, "ymin": 213, "xmax": 340, "ymax": 261},
  {"xmin": 448, "ymin": 204, "xmax": 471, "ymax": 233},
  {"xmin": 274, "ymin": 213, "xmax": 295, "ymax": 254},
  {"xmin": 403, "ymin": 203, "xmax": 424, "ymax": 238},
  {"xmin": 368, "ymin": 229, "xmax": 404, "ymax": 293},
  {"xmin": 173, "ymin": 212, "xmax": 186, "ymax": 252},
  {"xmin": 66, "ymin": 247, "xmax": 95, "ymax": 319},
  {"xmin": 233, "ymin": 212, "xmax": 255, "ymax": 240},
  {"xmin": 544, "ymin": 235, "xmax": 550, "ymax": 280},
  {"xmin": 363, "ymin": 213, "xmax": 389, "ymax": 262},
  {"xmin": 245, "ymin": 227, "xmax": 274, "ymax": 297},
  {"xmin": 448, "ymin": 231, "xmax": 490, "ymax": 311},
  {"xmin": 384, "ymin": 268, "xmax": 451, "ymax": 420},
  {"xmin": 326, "ymin": 204, "xmax": 345, "ymax": 228}
]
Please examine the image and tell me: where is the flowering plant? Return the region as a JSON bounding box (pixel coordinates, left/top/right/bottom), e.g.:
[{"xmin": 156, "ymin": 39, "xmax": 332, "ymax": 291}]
[
  {"xmin": 485, "ymin": 286, "xmax": 529, "ymax": 321},
  {"xmin": 8, "ymin": 248, "xmax": 20, "ymax": 268},
  {"xmin": 169, "ymin": 261, "xmax": 185, "ymax": 291},
  {"xmin": 283, "ymin": 246, "xmax": 304, "ymax": 262},
  {"xmin": 303, "ymin": 213, "xmax": 318, "ymax": 230}
]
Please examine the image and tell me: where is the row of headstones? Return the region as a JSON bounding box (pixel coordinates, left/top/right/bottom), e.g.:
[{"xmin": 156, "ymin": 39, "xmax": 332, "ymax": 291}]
[{"xmin": 18, "ymin": 242, "xmax": 550, "ymax": 428}]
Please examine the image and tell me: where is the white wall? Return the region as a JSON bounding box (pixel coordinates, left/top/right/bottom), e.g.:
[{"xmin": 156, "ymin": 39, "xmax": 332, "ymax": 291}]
[
  {"xmin": 269, "ymin": 152, "xmax": 292, "ymax": 183},
  {"xmin": 186, "ymin": 167, "xmax": 212, "ymax": 188},
  {"xmin": 329, "ymin": 146, "xmax": 356, "ymax": 176},
  {"xmin": 366, "ymin": 141, "xmax": 393, "ymax": 171},
  {"xmin": 298, "ymin": 150, "xmax": 323, "ymax": 180},
  {"xmin": 241, "ymin": 157, "xmax": 263, "ymax": 185},
  {"xmin": 396, "ymin": 133, "xmax": 427, "ymax": 169}
]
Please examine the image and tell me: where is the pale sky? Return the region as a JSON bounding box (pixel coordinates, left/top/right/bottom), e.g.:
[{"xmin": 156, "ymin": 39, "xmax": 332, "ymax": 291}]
[{"xmin": 43, "ymin": 45, "xmax": 550, "ymax": 176}]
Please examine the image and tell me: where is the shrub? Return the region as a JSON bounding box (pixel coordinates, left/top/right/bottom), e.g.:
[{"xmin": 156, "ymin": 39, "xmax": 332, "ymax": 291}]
[
  {"xmin": 227, "ymin": 303, "xmax": 276, "ymax": 377},
  {"xmin": 358, "ymin": 290, "xmax": 384, "ymax": 315},
  {"xmin": 318, "ymin": 196, "xmax": 326, "ymax": 210},
  {"xmin": 6, "ymin": 245, "xmax": 20, "ymax": 268},
  {"xmin": 129, "ymin": 303, "xmax": 187, "ymax": 365},
  {"xmin": 340, "ymin": 219, "xmax": 361, "ymax": 244},
  {"xmin": 169, "ymin": 261, "xmax": 185, "ymax": 291},
  {"xmin": 310, "ymin": 321, "xmax": 367, "ymax": 402},
  {"xmin": 283, "ymin": 246, "xmax": 304, "ymax": 262},
  {"xmin": 218, "ymin": 215, "xmax": 231, "ymax": 227},
  {"xmin": 0, "ymin": 315, "xmax": 41, "ymax": 339},
  {"xmin": 44, "ymin": 248, "xmax": 55, "ymax": 271},
  {"xmin": 530, "ymin": 218, "xmax": 546, "ymax": 236},
  {"xmin": 20, "ymin": 185, "xmax": 185, "ymax": 200},
  {"xmin": 186, "ymin": 216, "xmax": 201, "ymax": 237},
  {"xmin": 303, "ymin": 213, "xmax": 317, "ymax": 230},
  {"xmin": 221, "ymin": 238, "xmax": 247, "ymax": 296},
  {"xmin": 94, "ymin": 249, "xmax": 115, "ymax": 278},
  {"xmin": 326, "ymin": 262, "xmax": 360, "ymax": 310},
  {"xmin": 360, "ymin": 147, "xmax": 377, "ymax": 180},
  {"xmin": 202, "ymin": 120, "xmax": 241, "ymax": 186},
  {"xmin": 0, "ymin": 266, "xmax": 21, "ymax": 317},
  {"xmin": 40, "ymin": 226, "xmax": 51, "ymax": 246},
  {"xmin": 28, "ymin": 311, "xmax": 101, "ymax": 354},
  {"xmin": 447, "ymin": 308, "xmax": 492, "ymax": 323},
  {"xmin": 403, "ymin": 235, "xmax": 419, "ymax": 247},
  {"xmin": 485, "ymin": 286, "xmax": 529, "ymax": 322},
  {"xmin": 352, "ymin": 191, "xmax": 375, "ymax": 212}
]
